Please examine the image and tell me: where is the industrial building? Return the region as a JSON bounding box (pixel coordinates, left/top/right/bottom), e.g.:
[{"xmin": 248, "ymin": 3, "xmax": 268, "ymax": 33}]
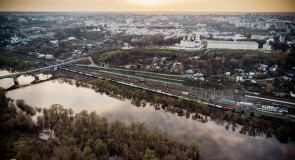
[{"xmin": 207, "ymin": 41, "xmax": 259, "ymax": 50}]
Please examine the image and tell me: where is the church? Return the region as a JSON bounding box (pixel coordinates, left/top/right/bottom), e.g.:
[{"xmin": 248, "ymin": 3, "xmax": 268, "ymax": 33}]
[{"xmin": 179, "ymin": 33, "xmax": 202, "ymax": 48}]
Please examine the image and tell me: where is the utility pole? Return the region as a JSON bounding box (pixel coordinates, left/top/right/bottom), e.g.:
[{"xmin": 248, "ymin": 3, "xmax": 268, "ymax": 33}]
[{"xmin": 195, "ymin": 80, "xmax": 196, "ymax": 93}]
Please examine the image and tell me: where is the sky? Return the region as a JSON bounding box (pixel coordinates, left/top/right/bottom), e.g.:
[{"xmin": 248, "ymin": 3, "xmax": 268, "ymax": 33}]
[{"xmin": 0, "ymin": 0, "xmax": 294, "ymax": 12}]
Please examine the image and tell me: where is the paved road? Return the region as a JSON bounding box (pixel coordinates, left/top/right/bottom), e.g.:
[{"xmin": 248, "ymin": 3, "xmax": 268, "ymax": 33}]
[{"xmin": 87, "ymin": 57, "xmax": 98, "ymax": 67}]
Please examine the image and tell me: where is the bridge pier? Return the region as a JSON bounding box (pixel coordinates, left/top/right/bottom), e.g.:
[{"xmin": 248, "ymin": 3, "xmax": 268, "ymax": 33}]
[
  {"xmin": 34, "ymin": 72, "xmax": 40, "ymax": 81},
  {"xmin": 12, "ymin": 75, "xmax": 21, "ymax": 86}
]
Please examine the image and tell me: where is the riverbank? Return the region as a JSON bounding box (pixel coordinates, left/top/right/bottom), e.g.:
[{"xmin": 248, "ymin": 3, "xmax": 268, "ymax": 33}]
[
  {"xmin": 53, "ymin": 70, "xmax": 295, "ymax": 144},
  {"xmin": 0, "ymin": 88, "xmax": 200, "ymax": 160},
  {"xmin": 2, "ymin": 69, "xmax": 295, "ymax": 159}
]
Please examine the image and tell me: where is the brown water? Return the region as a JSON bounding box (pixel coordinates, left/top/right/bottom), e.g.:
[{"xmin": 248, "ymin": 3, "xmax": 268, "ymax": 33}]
[{"xmin": 1, "ymin": 71, "xmax": 294, "ymax": 160}]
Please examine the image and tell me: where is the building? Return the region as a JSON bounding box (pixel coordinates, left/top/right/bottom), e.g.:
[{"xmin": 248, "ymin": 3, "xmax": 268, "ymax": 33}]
[
  {"xmin": 263, "ymin": 40, "xmax": 272, "ymax": 51},
  {"xmin": 207, "ymin": 41, "xmax": 259, "ymax": 50},
  {"xmin": 39, "ymin": 129, "xmax": 56, "ymax": 141},
  {"xmin": 179, "ymin": 33, "xmax": 202, "ymax": 48},
  {"xmin": 213, "ymin": 34, "xmax": 247, "ymax": 40}
]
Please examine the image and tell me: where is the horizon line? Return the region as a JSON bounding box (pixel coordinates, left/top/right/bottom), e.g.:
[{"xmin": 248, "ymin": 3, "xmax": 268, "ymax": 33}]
[{"xmin": 1, "ymin": 10, "xmax": 295, "ymax": 13}]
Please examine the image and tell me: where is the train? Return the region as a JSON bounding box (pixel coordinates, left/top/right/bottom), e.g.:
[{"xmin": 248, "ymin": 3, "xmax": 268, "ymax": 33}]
[{"xmin": 58, "ymin": 67, "xmax": 294, "ymax": 123}]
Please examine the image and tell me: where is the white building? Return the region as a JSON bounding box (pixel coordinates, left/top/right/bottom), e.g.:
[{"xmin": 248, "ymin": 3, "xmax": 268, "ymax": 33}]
[
  {"xmin": 45, "ymin": 54, "xmax": 54, "ymax": 60},
  {"xmin": 263, "ymin": 40, "xmax": 272, "ymax": 51},
  {"xmin": 179, "ymin": 33, "xmax": 202, "ymax": 48},
  {"xmin": 251, "ymin": 35, "xmax": 273, "ymax": 40},
  {"xmin": 213, "ymin": 34, "xmax": 247, "ymax": 40},
  {"xmin": 207, "ymin": 41, "xmax": 259, "ymax": 50}
]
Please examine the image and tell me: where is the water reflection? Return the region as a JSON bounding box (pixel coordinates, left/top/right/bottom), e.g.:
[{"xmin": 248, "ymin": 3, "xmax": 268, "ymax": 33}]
[
  {"xmin": 6, "ymin": 79, "xmax": 295, "ymax": 160},
  {"xmin": 0, "ymin": 70, "xmax": 52, "ymax": 89}
]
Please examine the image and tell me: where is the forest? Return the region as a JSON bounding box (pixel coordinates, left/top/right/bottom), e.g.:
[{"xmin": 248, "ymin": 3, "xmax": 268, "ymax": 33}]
[{"xmin": 0, "ymin": 87, "xmax": 200, "ymax": 160}]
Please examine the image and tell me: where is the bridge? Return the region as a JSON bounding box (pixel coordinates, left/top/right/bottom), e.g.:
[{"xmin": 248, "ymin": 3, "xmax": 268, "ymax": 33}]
[{"xmin": 0, "ymin": 57, "xmax": 89, "ymax": 85}]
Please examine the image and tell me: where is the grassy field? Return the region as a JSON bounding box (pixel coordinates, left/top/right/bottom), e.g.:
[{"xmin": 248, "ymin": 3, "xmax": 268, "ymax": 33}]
[
  {"xmin": 201, "ymin": 41, "xmax": 208, "ymax": 48},
  {"xmin": 145, "ymin": 46, "xmax": 185, "ymax": 52},
  {"xmin": 99, "ymin": 49, "xmax": 124, "ymax": 58}
]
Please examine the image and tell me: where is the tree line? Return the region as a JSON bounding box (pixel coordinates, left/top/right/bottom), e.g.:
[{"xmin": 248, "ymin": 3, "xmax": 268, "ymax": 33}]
[
  {"xmin": 0, "ymin": 55, "xmax": 37, "ymax": 71},
  {"xmin": 0, "ymin": 87, "xmax": 200, "ymax": 160}
]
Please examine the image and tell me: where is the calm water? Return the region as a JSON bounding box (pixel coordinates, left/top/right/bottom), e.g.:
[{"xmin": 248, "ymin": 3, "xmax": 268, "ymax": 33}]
[{"xmin": 0, "ymin": 70, "xmax": 294, "ymax": 160}]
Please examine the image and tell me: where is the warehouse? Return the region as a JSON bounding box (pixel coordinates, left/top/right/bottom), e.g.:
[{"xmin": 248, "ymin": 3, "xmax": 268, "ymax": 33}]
[{"xmin": 207, "ymin": 41, "xmax": 259, "ymax": 50}]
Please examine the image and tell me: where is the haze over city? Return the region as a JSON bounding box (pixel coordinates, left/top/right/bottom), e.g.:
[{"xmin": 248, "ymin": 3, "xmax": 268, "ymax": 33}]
[{"xmin": 0, "ymin": 0, "xmax": 295, "ymax": 12}]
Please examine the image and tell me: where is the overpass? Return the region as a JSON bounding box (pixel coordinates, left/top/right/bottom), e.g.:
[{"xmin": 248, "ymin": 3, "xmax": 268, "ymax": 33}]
[{"xmin": 0, "ymin": 57, "xmax": 89, "ymax": 85}]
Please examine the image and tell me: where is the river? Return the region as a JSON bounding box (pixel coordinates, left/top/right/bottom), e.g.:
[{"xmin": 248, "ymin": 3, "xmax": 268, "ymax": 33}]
[{"xmin": 0, "ymin": 70, "xmax": 294, "ymax": 160}]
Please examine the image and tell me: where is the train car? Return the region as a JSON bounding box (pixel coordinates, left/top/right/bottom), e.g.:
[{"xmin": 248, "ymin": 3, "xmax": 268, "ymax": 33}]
[
  {"xmin": 203, "ymin": 102, "xmax": 209, "ymax": 105},
  {"xmin": 220, "ymin": 98, "xmax": 236, "ymax": 104},
  {"xmin": 254, "ymin": 113, "xmax": 263, "ymax": 118},
  {"xmin": 281, "ymin": 107, "xmax": 289, "ymax": 114},
  {"xmin": 163, "ymin": 92, "xmax": 168, "ymax": 96},
  {"xmin": 237, "ymin": 102, "xmax": 253, "ymax": 107},
  {"xmin": 172, "ymin": 94, "xmax": 178, "ymax": 98},
  {"xmin": 235, "ymin": 109, "xmax": 242, "ymax": 113},
  {"xmin": 215, "ymin": 105, "xmax": 223, "ymax": 109},
  {"xmin": 223, "ymin": 107, "xmax": 234, "ymax": 111},
  {"xmin": 244, "ymin": 111, "xmax": 254, "ymax": 116},
  {"xmin": 156, "ymin": 90, "xmax": 162, "ymax": 93},
  {"xmin": 188, "ymin": 93, "xmax": 197, "ymax": 97},
  {"xmin": 182, "ymin": 92, "xmax": 189, "ymax": 95},
  {"xmin": 257, "ymin": 108, "xmax": 282, "ymax": 115},
  {"xmin": 200, "ymin": 99, "xmax": 210, "ymax": 104}
]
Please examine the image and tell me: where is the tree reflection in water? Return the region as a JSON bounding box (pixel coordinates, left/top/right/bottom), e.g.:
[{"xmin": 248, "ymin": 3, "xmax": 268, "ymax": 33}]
[{"xmin": 57, "ymin": 78, "xmax": 294, "ymax": 144}]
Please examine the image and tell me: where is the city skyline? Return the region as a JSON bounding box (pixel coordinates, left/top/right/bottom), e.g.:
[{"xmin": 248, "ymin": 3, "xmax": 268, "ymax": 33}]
[{"xmin": 0, "ymin": 0, "xmax": 295, "ymax": 12}]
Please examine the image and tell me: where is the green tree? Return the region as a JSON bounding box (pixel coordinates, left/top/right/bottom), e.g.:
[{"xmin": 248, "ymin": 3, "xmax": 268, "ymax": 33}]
[
  {"xmin": 68, "ymin": 137, "xmax": 77, "ymax": 145},
  {"xmin": 189, "ymin": 140, "xmax": 200, "ymax": 159},
  {"xmin": 225, "ymin": 111, "xmax": 232, "ymax": 117},
  {"xmin": 189, "ymin": 140, "xmax": 200, "ymax": 153},
  {"xmin": 143, "ymin": 149, "xmax": 158, "ymax": 160},
  {"xmin": 146, "ymin": 131, "xmax": 158, "ymax": 142},
  {"xmin": 154, "ymin": 96, "xmax": 161, "ymax": 104},
  {"xmin": 229, "ymin": 75, "xmax": 235, "ymax": 83},
  {"xmin": 83, "ymin": 146, "xmax": 92, "ymax": 156},
  {"xmin": 94, "ymin": 139, "xmax": 107, "ymax": 155}
]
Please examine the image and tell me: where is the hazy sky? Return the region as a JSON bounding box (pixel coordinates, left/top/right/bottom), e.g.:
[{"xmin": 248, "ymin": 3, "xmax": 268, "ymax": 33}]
[{"xmin": 0, "ymin": 0, "xmax": 294, "ymax": 12}]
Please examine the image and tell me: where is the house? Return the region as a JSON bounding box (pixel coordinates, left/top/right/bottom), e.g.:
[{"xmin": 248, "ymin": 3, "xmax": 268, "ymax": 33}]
[
  {"xmin": 39, "ymin": 129, "xmax": 56, "ymax": 141},
  {"xmin": 270, "ymin": 65, "xmax": 278, "ymax": 72},
  {"xmin": 45, "ymin": 54, "xmax": 54, "ymax": 60},
  {"xmin": 194, "ymin": 73, "xmax": 205, "ymax": 81},
  {"xmin": 186, "ymin": 69, "xmax": 194, "ymax": 74},
  {"xmin": 257, "ymin": 64, "xmax": 268, "ymax": 71},
  {"xmin": 49, "ymin": 40, "xmax": 59, "ymax": 46},
  {"xmin": 224, "ymin": 72, "xmax": 231, "ymax": 77},
  {"xmin": 248, "ymin": 72, "xmax": 255, "ymax": 79},
  {"xmin": 67, "ymin": 37, "xmax": 76, "ymax": 40},
  {"xmin": 236, "ymin": 76, "xmax": 244, "ymax": 82},
  {"xmin": 37, "ymin": 53, "xmax": 45, "ymax": 58}
]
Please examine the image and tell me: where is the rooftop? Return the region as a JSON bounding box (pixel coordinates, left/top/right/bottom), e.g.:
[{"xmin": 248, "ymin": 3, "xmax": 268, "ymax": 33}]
[{"xmin": 209, "ymin": 41, "xmax": 258, "ymax": 44}]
